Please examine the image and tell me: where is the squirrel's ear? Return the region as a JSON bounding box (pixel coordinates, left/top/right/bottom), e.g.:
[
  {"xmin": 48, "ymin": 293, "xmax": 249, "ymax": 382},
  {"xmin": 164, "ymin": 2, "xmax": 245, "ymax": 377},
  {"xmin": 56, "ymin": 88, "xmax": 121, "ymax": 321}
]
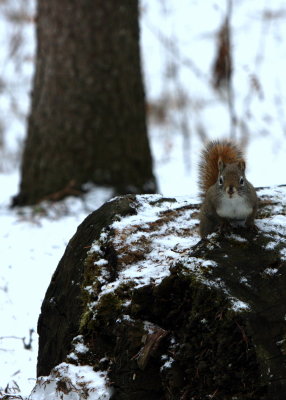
[
  {"xmin": 238, "ymin": 159, "xmax": 245, "ymax": 172},
  {"xmin": 218, "ymin": 157, "xmax": 225, "ymax": 172}
]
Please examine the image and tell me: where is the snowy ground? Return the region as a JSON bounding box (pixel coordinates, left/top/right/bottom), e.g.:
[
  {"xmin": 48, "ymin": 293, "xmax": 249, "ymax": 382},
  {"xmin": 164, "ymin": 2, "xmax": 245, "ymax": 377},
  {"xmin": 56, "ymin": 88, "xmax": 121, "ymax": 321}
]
[
  {"xmin": 1, "ymin": 0, "xmax": 286, "ymax": 398},
  {"xmin": 0, "ymin": 173, "xmax": 113, "ymax": 396}
]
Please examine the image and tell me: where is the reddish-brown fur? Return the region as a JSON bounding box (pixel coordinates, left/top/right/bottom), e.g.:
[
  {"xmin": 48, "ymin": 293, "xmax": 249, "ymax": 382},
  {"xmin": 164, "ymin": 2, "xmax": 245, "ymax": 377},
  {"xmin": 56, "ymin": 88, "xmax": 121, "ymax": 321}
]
[{"xmin": 198, "ymin": 140, "xmax": 244, "ymax": 197}]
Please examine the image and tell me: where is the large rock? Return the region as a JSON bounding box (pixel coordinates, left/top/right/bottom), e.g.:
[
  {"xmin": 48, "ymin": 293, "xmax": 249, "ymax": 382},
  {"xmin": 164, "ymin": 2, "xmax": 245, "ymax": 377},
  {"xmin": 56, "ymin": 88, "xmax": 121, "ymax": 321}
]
[
  {"xmin": 34, "ymin": 187, "xmax": 286, "ymax": 400},
  {"xmin": 37, "ymin": 194, "xmax": 137, "ymax": 377}
]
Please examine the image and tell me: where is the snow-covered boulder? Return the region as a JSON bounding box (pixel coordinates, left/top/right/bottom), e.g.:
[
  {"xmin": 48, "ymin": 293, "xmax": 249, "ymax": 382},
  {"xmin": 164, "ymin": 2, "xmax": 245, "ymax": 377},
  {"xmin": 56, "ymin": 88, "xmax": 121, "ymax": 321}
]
[{"xmin": 34, "ymin": 188, "xmax": 286, "ymax": 400}]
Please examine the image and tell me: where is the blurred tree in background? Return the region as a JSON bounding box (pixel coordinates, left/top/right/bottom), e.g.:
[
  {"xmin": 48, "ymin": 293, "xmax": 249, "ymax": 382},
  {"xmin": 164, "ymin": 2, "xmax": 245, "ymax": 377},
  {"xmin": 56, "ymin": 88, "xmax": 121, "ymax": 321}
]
[{"xmin": 14, "ymin": 0, "xmax": 157, "ymax": 206}]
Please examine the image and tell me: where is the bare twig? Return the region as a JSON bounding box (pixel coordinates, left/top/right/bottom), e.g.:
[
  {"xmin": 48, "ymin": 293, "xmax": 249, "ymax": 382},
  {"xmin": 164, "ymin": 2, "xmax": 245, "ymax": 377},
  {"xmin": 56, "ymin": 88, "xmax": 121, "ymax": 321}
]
[
  {"xmin": 0, "ymin": 329, "xmax": 34, "ymax": 350},
  {"xmin": 144, "ymin": 20, "xmax": 209, "ymax": 83}
]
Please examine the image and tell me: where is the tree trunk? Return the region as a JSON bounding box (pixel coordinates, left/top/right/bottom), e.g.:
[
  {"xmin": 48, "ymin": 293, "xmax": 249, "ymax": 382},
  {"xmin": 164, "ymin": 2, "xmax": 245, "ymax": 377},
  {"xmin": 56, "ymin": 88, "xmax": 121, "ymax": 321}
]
[{"xmin": 15, "ymin": 0, "xmax": 156, "ymax": 206}]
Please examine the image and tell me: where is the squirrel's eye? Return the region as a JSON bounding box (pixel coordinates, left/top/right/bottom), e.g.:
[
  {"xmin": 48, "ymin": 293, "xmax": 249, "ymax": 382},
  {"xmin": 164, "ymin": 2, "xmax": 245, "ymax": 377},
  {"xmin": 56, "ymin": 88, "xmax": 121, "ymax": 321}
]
[
  {"xmin": 219, "ymin": 176, "xmax": 223, "ymax": 185},
  {"xmin": 240, "ymin": 177, "xmax": 244, "ymax": 185}
]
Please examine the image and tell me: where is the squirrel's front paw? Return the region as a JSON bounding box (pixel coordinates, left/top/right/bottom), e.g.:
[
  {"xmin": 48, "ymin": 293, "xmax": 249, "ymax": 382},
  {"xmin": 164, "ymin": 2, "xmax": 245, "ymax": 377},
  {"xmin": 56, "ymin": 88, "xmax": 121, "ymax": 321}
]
[
  {"xmin": 246, "ymin": 223, "xmax": 258, "ymax": 234},
  {"xmin": 218, "ymin": 221, "xmax": 232, "ymax": 235}
]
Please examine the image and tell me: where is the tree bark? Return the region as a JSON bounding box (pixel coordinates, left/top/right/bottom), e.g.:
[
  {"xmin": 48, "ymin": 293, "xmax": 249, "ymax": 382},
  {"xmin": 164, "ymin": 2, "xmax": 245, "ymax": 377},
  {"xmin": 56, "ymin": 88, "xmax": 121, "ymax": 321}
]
[{"xmin": 15, "ymin": 0, "xmax": 156, "ymax": 206}]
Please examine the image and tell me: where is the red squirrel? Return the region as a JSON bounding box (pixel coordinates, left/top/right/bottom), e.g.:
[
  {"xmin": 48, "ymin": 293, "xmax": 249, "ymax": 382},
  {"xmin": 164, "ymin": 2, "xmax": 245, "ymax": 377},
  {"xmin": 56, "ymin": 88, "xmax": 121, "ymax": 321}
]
[{"xmin": 198, "ymin": 140, "xmax": 258, "ymax": 238}]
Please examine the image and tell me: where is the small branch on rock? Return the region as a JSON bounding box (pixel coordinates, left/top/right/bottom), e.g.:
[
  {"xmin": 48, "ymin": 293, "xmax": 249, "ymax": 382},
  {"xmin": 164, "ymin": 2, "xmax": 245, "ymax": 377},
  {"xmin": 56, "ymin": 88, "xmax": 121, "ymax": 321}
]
[{"xmin": 134, "ymin": 328, "xmax": 168, "ymax": 370}]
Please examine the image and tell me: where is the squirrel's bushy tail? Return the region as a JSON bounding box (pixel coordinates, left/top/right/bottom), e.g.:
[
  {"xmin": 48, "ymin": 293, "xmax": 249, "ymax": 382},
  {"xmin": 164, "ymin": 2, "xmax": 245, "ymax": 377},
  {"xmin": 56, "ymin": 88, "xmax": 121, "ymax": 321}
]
[{"xmin": 198, "ymin": 140, "xmax": 244, "ymax": 197}]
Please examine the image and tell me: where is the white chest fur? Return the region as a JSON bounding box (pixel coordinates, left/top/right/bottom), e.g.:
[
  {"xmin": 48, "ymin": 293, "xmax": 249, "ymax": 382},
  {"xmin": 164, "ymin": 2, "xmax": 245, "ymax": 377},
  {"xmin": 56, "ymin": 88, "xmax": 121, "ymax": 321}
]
[{"xmin": 216, "ymin": 193, "xmax": 253, "ymax": 220}]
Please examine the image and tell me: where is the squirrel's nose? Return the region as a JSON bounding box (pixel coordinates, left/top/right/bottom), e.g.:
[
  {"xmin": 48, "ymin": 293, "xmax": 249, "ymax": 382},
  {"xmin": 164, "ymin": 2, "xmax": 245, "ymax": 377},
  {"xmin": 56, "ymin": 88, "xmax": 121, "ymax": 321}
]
[{"xmin": 228, "ymin": 185, "xmax": 234, "ymax": 195}]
